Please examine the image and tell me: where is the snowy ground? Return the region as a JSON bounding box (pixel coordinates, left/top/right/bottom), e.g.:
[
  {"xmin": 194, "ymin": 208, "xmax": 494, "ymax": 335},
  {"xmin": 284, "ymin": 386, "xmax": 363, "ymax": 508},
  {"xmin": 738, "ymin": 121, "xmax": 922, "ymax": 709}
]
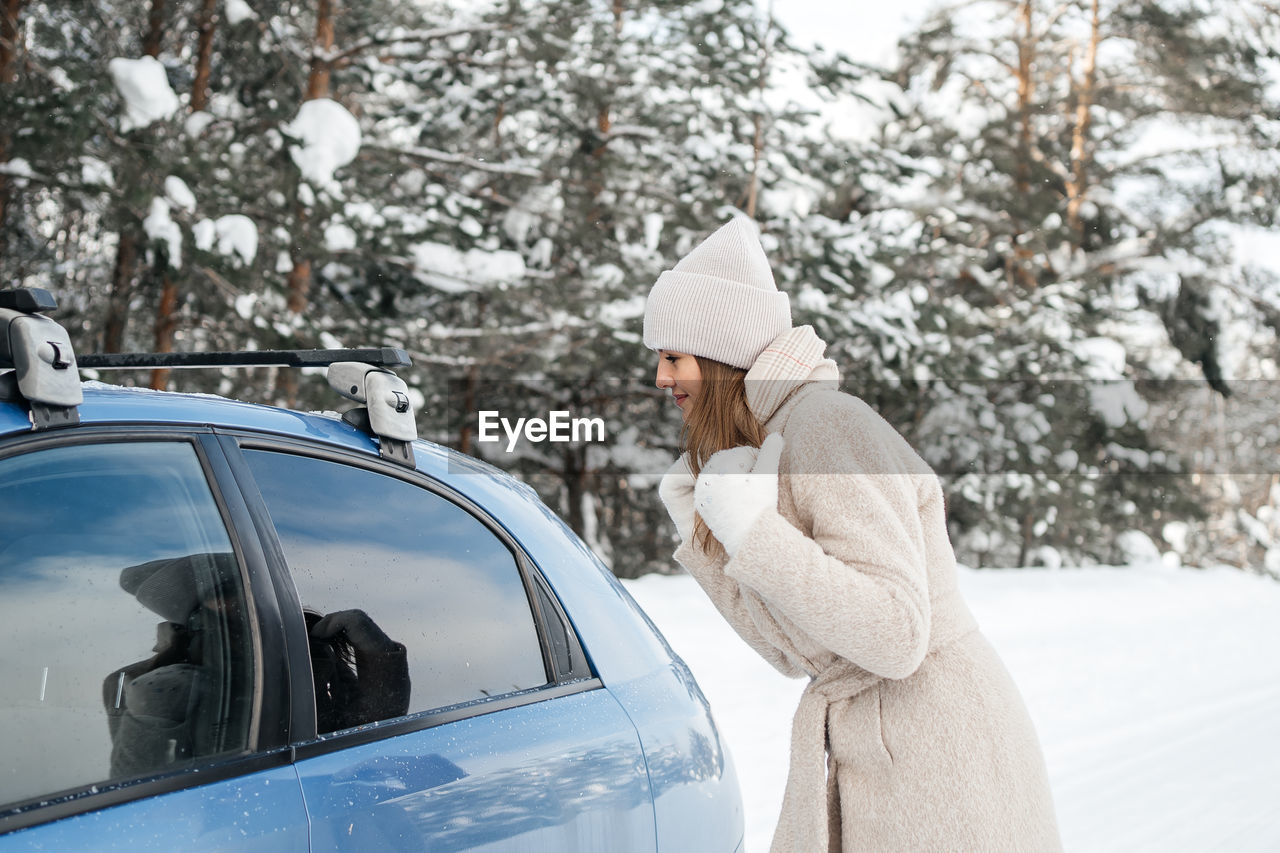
[{"xmin": 623, "ymin": 565, "xmax": 1280, "ymax": 852}]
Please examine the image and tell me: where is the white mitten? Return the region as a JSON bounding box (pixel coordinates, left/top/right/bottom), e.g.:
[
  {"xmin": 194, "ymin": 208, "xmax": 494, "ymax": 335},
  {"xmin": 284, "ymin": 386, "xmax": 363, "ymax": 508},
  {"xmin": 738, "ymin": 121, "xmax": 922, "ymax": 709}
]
[
  {"xmin": 694, "ymin": 433, "xmax": 785, "ymax": 555},
  {"xmin": 658, "ymin": 454, "xmax": 697, "ymax": 543}
]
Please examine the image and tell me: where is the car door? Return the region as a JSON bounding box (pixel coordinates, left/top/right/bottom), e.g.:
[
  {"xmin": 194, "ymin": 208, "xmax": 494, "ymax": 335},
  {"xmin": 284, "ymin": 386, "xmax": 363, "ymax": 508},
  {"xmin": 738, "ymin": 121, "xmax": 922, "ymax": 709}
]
[
  {"xmin": 0, "ymin": 431, "xmax": 308, "ymax": 850},
  {"xmin": 224, "ymin": 436, "xmax": 657, "ymax": 853}
]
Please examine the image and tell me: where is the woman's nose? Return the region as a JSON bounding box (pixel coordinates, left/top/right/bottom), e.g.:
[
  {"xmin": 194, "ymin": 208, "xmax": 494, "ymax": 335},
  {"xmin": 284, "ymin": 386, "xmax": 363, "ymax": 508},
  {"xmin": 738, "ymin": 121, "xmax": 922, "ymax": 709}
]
[{"xmin": 655, "ymin": 365, "xmax": 672, "ymax": 389}]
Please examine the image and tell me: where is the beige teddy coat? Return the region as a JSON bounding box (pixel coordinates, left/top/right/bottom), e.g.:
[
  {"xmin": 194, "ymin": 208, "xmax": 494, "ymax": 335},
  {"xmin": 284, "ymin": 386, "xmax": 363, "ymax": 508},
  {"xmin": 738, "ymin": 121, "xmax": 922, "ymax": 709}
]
[{"xmin": 673, "ymin": 326, "xmax": 1062, "ymax": 853}]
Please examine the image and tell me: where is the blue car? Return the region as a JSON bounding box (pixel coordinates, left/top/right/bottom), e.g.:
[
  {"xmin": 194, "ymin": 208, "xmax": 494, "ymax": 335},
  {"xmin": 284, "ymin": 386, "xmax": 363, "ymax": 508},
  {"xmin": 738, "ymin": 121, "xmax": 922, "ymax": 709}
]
[{"xmin": 0, "ymin": 288, "xmax": 743, "ymax": 852}]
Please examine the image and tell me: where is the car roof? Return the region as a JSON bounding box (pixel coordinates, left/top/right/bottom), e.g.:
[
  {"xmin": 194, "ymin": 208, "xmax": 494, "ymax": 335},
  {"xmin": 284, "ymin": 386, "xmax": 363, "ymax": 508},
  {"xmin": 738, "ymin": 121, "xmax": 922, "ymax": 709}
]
[
  {"xmin": 0, "ymin": 381, "xmax": 527, "ymax": 490},
  {"xmin": 1, "ymin": 380, "xmax": 370, "ymax": 442}
]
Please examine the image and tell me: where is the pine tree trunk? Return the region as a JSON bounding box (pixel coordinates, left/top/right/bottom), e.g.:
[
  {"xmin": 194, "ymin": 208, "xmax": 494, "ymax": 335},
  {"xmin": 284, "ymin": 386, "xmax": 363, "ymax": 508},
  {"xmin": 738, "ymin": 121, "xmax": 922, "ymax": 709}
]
[
  {"xmin": 148, "ymin": 0, "xmax": 219, "ymax": 389},
  {"xmin": 744, "ymin": 5, "xmax": 774, "ymax": 220},
  {"xmin": 144, "ymin": 0, "xmax": 166, "ymax": 57},
  {"xmin": 0, "ymin": 0, "xmax": 21, "ymax": 84},
  {"xmin": 148, "ymin": 0, "xmax": 219, "ymax": 390},
  {"xmin": 148, "ymin": 274, "xmax": 179, "ymax": 389},
  {"xmin": 1066, "ymin": 0, "xmax": 1100, "ymax": 244},
  {"xmin": 108, "ymin": 0, "xmax": 165, "ymax": 364},
  {"xmin": 745, "ymin": 114, "xmax": 763, "ymax": 218},
  {"xmin": 742, "ymin": 5, "xmax": 768, "ymax": 219},
  {"xmin": 276, "ymin": 0, "xmax": 337, "ymax": 404},
  {"xmin": 456, "ymin": 295, "xmax": 488, "ymax": 452},
  {"xmin": 1010, "ymin": 0, "xmax": 1036, "ymax": 288},
  {"xmin": 458, "ymin": 365, "xmax": 477, "ymax": 454},
  {"xmin": 191, "ymin": 0, "xmax": 217, "ymax": 112},
  {"xmin": 0, "ymin": 0, "xmax": 26, "ymax": 251},
  {"xmin": 1018, "ymin": 509, "xmax": 1033, "ymax": 568},
  {"xmin": 104, "ymin": 231, "xmax": 139, "ymax": 353},
  {"xmin": 1014, "ymin": 0, "xmax": 1033, "ymax": 195},
  {"xmin": 563, "ymin": 444, "xmax": 585, "ymax": 536},
  {"xmin": 583, "ymin": 3, "xmax": 619, "ymax": 223},
  {"xmin": 285, "ymin": 0, "xmax": 336, "ymax": 333},
  {"xmin": 286, "ymin": 256, "xmax": 312, "ymax": 313},
  {"xmin": 274, "ymin": 364, "xmax": 300, "ymax": 407},
  {"xmin": 305, "ymin": 0, "xmax": 335, "ymax": 101}
]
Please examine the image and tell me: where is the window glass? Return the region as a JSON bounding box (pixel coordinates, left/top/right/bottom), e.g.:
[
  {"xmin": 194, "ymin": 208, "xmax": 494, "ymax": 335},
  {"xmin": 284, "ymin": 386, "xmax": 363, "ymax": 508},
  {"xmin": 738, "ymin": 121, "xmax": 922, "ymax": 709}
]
[
  {"xmin": 242, "ymin": 450, "xmax": 548, "ymax": 733},
  {"xmin": 0, "ymin": 442, "xmax": 255, "ymax": 809}
]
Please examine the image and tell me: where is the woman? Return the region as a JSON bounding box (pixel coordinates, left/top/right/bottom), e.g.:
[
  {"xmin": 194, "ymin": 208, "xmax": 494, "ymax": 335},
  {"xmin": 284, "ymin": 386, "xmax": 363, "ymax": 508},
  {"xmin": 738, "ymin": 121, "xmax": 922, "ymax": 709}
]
[{"xmin": 644, "ymin": 217, "xmax": 1062, "ymax": 852}]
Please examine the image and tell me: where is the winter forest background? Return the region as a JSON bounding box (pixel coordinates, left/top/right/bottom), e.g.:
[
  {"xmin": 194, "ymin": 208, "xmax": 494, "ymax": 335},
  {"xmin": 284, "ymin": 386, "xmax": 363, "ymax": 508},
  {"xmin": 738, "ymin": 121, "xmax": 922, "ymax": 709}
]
[{"xmin": 2, "ymin": 0, "xmax": 1279, "ymax": 577}]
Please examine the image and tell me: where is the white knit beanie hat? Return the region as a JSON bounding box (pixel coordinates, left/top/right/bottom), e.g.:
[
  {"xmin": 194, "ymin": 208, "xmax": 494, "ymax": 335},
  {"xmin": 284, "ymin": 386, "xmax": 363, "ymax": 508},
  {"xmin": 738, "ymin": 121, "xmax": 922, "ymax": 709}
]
[{"xmin": 642, "ymin": 216, "xmax": 792, "ymax": 370}]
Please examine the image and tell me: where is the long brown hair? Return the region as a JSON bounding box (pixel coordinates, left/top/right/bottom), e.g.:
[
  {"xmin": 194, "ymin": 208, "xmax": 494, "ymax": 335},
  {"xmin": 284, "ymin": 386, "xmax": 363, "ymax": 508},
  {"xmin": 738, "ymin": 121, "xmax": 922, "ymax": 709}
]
[{"xmin": 682, "ymin": 356, "xmax": 766, "ymax": 552}]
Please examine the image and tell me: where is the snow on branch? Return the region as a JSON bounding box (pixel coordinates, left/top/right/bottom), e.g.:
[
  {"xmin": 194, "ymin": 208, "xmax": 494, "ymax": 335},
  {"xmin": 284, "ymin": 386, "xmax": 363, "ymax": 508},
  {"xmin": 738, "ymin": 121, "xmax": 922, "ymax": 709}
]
[
  {"xmin": 0, "ymin": 160, "xmax": 40, "ymax": 179},
  {"xmin": 366, "ymin": 144, "xmax": 542, "ymax": 178},
  {"xmin": 423, "ymin": 318, "xmax": 586, "ymax": 339},
  {"xmin": 1105, "ymin": 141, "xmax": 1257, "ymax": 174},
  {"xmin": 0, "ymin": 159, "xmax": 123, "ymax": 199},
  {"xmin": 601, "ymin": 125, "xmax": 660, "ymax": 143},
  {"xmin": 314, "ymin": 25, "xmax": 497, "ymax": 67}
]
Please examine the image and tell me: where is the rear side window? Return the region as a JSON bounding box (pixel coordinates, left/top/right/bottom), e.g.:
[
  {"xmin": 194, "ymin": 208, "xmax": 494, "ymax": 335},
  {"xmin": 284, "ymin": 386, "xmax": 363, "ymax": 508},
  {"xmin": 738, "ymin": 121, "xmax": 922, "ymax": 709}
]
[
  {"xmin": 0, "ymin": 442, "xmax": 255, "ymax": 810},
  {"xmin": 242, "ymin": 450, "xmax": 549, "ymax": 733}
]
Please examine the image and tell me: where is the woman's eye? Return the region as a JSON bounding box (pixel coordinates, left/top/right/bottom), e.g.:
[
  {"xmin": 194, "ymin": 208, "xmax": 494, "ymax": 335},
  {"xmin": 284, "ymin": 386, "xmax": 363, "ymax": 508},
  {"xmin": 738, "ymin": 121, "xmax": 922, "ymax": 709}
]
[{"xmin": 665, "ymin": 356, "xmax": 678, "ymax": 364}]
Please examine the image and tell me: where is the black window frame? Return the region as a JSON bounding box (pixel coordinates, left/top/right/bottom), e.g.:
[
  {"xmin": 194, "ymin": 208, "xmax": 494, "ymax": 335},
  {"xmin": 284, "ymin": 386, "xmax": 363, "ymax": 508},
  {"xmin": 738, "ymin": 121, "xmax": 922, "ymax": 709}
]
[
  {"xmin": 0, "ymin": 427, "xmax": 297, "ymax": 836},
  {"xmin": 213, "ymin": 430, "xmax": 599, "ymax": 758}
]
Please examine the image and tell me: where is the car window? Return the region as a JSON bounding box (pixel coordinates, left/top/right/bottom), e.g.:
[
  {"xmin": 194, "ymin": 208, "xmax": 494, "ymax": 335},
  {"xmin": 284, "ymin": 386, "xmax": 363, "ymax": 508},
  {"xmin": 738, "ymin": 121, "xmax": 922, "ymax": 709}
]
[
  {"xmin": 0, "ymin": 441, "xmax": 256, "ymax": 810},
  {"xmin": 241, "ymin": 449, "xmax": 549, "ymax": 733}
]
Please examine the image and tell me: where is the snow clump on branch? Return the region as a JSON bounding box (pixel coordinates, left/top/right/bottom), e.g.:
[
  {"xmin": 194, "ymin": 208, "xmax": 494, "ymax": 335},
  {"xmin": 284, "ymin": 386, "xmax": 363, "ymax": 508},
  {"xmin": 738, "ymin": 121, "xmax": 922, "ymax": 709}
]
[
  {"xmin": 107, "ymin": 57, "xmax": 180, "ymax": 132},
  {"xmin": 283, "ymin": 99, "xmax": 362, "ymax": 190},
  {"xmin": 143, "ymin": 198, "xmax": 183, "ymax": 269},
  {"xmin": 194, "ymin": 215, "xmax": 259, "ymax": 266},
  {"xmin": 410, "ymin": 242, "xmax": 526, "ymax": 293},
  {"xmin": 225, "ymin": 0, "xmax": 257, "ymax": 25}
]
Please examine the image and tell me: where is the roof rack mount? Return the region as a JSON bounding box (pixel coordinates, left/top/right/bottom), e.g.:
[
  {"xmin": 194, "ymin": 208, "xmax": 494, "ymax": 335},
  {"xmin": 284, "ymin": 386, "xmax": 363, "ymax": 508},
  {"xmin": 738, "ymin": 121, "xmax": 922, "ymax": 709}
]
[
  {"xmin": 79, "ymin": 347, "xmax": 421, "ymax": 468},
  {"xmin": 2, "ymin": 288, "xmax": 418, "ymax": 465},
  {"xmin": 0, "ymin": 287, "xmax": 83, "ymax": 430}
]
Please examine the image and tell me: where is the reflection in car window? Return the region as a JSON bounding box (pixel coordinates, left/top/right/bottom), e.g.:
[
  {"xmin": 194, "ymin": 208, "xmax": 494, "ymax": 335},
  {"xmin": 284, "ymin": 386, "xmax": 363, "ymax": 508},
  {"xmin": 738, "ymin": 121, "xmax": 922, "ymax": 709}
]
[
  {"xmin": 243, "ymin": 450, "xmax": 548, "ymax": 729},
  {"xmin": 0, "ymin": 442, "xmax": 255, "ymax": 809}
]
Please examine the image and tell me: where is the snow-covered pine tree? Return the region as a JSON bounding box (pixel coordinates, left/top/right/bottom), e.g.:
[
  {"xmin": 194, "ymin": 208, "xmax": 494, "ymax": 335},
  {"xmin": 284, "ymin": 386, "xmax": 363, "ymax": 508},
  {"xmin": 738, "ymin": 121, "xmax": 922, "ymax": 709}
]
[
  {"xmin": 874, "ymin": 0, "xmax": 1280, "ymax": 567},
  {"xmin": 0, "ymin": 0, "xmax": 199, "ymax": 369},
  {"xmin": 0, "ymin": 0, "xmax": 124, "ymax": 300},
  {"xmin": 335, "ymin": 0, "xmax": 873, "ymax": 576},
  {"xmin": 469, "ymin": 0, "xmax": 879, "ymax": 575},
  {"xmin": 414, "ymin": 0, "xmax": 784, "ymax": 575}
]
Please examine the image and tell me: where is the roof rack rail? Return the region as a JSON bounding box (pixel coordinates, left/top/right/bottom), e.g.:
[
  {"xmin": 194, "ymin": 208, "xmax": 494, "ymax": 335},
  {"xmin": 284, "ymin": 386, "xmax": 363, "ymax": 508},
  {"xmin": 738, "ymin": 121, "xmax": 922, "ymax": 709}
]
[
  {"xmin": 2, "ymin": 287, "xmax": 419, "ymax": 467},
  {"xmin": 78, "ymin": 348, "xmax": 411, "ymax": 370}
]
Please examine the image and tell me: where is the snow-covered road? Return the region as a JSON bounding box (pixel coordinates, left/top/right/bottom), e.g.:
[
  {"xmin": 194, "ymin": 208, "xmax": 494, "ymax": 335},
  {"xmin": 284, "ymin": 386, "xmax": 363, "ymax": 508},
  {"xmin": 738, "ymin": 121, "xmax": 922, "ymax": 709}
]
[{"xmin": 624, "ymin": 565, "xmax": 1280, "ymax": 852}]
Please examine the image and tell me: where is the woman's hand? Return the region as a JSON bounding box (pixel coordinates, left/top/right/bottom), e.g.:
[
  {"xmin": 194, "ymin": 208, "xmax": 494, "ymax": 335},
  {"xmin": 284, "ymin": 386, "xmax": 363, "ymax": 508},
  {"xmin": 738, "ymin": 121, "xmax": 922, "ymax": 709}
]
[
  {"xmin": 658, "ymin": 455, "xmax": 697, "ymax": 543},
  {"xmin": 695, "ymin": 433, "xmax": 784, "ymax": 555}
]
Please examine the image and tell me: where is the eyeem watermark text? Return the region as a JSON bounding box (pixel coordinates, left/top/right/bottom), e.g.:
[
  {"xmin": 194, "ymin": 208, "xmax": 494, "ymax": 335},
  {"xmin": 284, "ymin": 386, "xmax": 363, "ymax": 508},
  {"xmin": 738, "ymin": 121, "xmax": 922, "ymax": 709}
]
[{"xmin": 477, "ymin": 410, "xmax": 606, "ymax": 452}]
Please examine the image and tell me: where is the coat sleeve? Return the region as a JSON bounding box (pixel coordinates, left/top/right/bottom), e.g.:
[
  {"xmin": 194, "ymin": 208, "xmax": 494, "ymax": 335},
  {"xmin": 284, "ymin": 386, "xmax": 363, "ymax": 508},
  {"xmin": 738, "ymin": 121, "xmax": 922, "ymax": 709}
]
[
  {"xmin": 673, "ymin": 537, "xmax": 806, "ymax": 678},
  {"xmin": 722, "ymin": 395, "xmax": 933, "ymax": 680}
]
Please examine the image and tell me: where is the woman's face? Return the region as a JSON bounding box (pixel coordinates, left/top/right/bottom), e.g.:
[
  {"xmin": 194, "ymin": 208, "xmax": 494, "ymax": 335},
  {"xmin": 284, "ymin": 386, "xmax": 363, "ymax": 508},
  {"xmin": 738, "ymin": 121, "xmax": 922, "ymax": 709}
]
[{"xmin": 655, "ymin": 350, "xmax": 702, "ymax": 418}]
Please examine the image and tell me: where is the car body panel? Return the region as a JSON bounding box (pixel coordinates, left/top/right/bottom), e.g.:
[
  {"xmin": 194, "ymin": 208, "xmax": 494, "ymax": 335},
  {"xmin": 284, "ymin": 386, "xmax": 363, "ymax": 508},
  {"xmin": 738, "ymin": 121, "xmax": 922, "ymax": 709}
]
[
  {"xmin": 293, "ymin": 689, "xmax": 656, "ymax": 853},
  {"xmin": 0, "ymin": 403, "xmax": 29, "ymax": 436},
  {"xmin": 0, "ymin": 764, "xmax": 308, "ymax": 852},
  {"xmin": 608, "ymin": 669, "xmax": 745, "ymax": 853}
]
